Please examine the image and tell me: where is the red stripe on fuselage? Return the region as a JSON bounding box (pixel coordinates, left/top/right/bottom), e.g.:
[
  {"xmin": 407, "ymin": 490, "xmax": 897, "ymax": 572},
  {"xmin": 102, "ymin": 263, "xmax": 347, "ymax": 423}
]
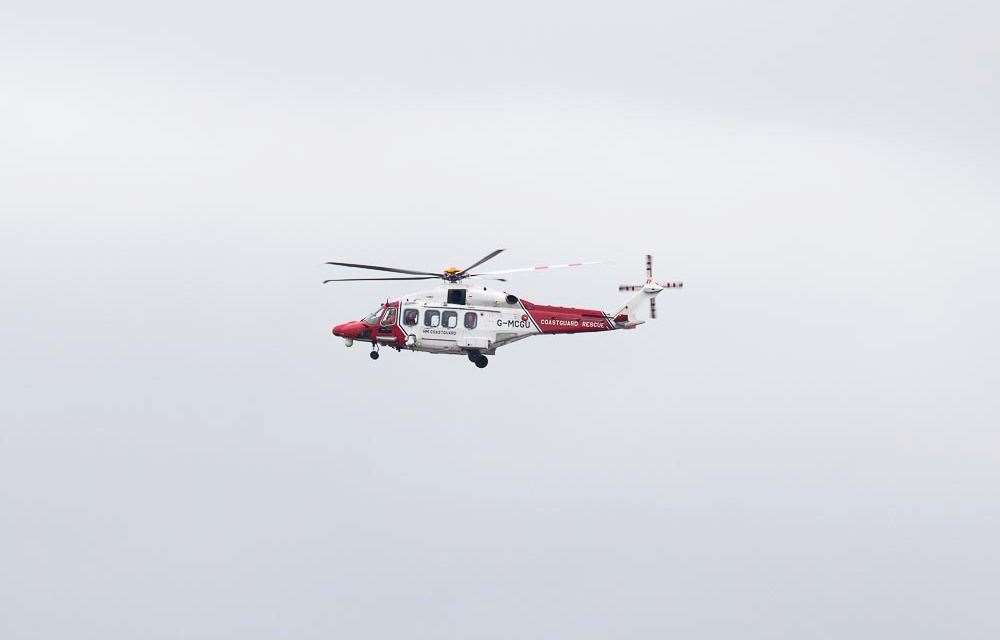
[
  {"xmin": 373, "ymin": 301, "xmax": 407, "ymax": 348},
  {"xmin": 520, "ymin": 299, "xmax": 614, "ymax": 334}
]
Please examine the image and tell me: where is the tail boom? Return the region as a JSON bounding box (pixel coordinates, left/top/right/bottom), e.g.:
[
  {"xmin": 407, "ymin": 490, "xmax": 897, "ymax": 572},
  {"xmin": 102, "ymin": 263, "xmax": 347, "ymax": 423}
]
[{"xmin": 520, "ymin": 300, "xmax": 616, "ymax": 334}]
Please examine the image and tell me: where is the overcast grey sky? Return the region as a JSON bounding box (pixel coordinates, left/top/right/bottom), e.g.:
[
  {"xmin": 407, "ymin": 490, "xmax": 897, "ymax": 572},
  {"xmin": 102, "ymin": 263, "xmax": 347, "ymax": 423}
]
[{"xmin": 2, "ymin": 1, "xmax": 999, "ymax": 638}]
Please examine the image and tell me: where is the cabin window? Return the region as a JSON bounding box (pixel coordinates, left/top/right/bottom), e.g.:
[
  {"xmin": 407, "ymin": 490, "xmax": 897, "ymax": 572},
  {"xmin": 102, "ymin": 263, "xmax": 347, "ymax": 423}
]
[
  {"xmin": 381, "ymin": 308, "xmax": 397, "ymax": 326},
  {"xmin": 442, "ymin": 310, "xmax": 458, "ymax": 329},
  {"xmin": 402, "ymin": 308, "xmax": 419, "ymax": 326},
  {"xmin": 424, "ymin": 310, "xmax": 440, "ymax": 327},
  {"xmin": 464, "ymin": 312, "xmax": 478, "ymax": 329},
  {"xmin": 447, "ymin": 289, "xmax": 467, "ymax": 305}
]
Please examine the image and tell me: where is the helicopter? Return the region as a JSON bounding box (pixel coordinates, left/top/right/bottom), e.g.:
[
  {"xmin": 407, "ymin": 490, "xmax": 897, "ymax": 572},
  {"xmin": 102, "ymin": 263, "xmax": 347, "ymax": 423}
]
[{"xmin": 326, "ymin": 250, "xmax": 682, "ymax": 368}]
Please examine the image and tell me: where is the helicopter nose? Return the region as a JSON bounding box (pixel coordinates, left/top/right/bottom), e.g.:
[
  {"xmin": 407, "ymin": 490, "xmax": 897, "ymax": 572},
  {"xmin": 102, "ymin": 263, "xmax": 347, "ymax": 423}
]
[{"xmin": 332, "ymin": 320, "xmax": 364, "ymax": 339}]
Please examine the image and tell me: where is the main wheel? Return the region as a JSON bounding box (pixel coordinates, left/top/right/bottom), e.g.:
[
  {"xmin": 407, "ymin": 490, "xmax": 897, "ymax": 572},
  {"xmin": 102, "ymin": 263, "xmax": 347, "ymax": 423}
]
[
  {"xmin": 370, "ymin": 350, "xmax": 380, "ymax": 360},
  {"xmin": 474, "ymin": 355, "xmax": 488, "ymax": 368}
]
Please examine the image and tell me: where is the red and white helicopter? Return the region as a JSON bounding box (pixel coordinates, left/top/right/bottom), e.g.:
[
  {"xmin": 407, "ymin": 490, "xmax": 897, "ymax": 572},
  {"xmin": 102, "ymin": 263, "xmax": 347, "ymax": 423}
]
[{"xmin": 326, "ymin": 250, "xmax": 682, "ymax": 368}]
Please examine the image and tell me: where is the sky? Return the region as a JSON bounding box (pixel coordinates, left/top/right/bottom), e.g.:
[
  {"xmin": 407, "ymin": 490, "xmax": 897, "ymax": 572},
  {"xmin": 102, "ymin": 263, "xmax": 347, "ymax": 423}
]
[{"xmin": 2, "ymin": 1, "xmax": 999, "ymax": 638}]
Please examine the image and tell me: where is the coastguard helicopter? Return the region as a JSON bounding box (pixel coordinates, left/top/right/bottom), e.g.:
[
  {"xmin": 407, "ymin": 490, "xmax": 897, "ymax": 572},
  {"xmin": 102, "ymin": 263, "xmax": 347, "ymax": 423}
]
[{"xmin": 326, "ymin": 250, "xmax": 682, "ymax": 368}]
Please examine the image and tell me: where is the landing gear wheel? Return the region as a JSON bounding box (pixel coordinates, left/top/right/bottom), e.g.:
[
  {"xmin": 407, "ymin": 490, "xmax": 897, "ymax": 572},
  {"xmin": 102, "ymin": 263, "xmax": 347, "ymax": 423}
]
[
  {"xmin": 370, "ymin": 350, "xmax": 379, "ymax": 360},
  {"xmin": 474, "ymin": 355, "xmax": 488, "ymax": 368}
]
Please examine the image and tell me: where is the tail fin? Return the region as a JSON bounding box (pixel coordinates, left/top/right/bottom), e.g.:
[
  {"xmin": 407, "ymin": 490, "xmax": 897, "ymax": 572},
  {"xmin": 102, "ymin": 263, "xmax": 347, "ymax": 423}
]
[
  {"xmin": 612, "ymin": 285, "xmax": 662, "ymax": 327},
  {"xmin": 612, "ymin": 254, "xmax": 682, "ymax": 328}
]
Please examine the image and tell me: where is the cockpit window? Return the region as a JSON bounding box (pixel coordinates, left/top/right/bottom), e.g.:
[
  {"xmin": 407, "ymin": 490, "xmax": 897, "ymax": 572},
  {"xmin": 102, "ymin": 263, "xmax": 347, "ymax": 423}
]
[
  {"xmin": 381, "ymin": 308, "xmax": 398, "ymax": 326},
  {"xmin": 363, "ymin": 308, "xmax": 383, "ymax": 324}
]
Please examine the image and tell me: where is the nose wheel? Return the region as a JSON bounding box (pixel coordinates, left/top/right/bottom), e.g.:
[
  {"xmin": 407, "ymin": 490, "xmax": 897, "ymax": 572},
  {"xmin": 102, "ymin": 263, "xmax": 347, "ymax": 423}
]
[{"xmin": 370, "ymin": 345, "xmax": 380, "ymax": 360}]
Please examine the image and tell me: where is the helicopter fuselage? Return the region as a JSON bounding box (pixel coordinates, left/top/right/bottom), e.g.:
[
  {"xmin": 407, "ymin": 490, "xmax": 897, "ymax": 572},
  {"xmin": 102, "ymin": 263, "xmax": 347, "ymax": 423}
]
[{"xmin": 332, "ymin": 284, "xmax": 616, "ymax": 357}]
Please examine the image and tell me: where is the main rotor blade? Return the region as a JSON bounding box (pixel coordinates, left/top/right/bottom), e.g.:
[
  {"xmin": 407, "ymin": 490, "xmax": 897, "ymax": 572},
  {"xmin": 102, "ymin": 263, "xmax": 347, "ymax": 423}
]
[
  {"xmin": 325, "ymin": 261, "xmax": 440, "ymax": 277},
  {"xmin": 323, "ymin": 276, "xmax": 441, "ymax": 283},
  {"xmin": 457, "ymin": 249, "xmax": 505, "ymax": 275},
  {"xmin": 472, "ymin": 260, "xmax": 605, "ymax": 277}
]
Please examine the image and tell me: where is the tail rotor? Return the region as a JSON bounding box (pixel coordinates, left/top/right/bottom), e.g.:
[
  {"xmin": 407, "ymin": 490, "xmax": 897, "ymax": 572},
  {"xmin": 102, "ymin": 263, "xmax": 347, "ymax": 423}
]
[{"xmin": 617, "ymin": 254, "xmax": 681, "ymax": 323}]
